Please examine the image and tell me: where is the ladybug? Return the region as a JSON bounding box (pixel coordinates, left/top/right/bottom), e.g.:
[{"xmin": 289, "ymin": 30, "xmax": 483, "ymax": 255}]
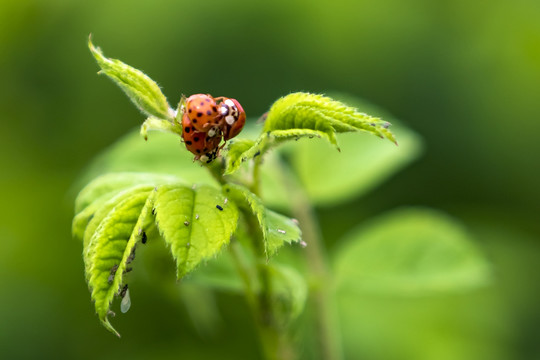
[
  {"xmin": 219, "ymin": 98, "xmax": 246, "ymax": 141},
  {"xmin": 182, "ymin": 112, "xmax": 223, "ymax": 162},
  {"xmin": 185, "ymin": 94, "xmax": 221, "ymax": 133}
]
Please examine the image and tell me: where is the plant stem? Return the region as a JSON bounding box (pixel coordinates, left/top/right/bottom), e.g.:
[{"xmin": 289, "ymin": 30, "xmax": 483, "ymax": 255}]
[
  {"xmin": 279, "ymin": 159, "xmax": 343, "ymax": 360},
  {"xmin": 243, "ymin": 207, "xmax": 296, "ymax": 360},
  {"xmin": 206, "ymin": 159, "xmax": 294, "ymax": 360},
  {"xmin": 205, "ymin": 159, "xmax": 227, "ymax": 185}
]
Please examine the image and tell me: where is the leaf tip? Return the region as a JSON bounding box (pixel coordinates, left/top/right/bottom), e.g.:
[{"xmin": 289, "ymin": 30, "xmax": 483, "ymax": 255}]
[{"xmin": 101, "ymin": 317, "xmax": 121, "ymax": 338}]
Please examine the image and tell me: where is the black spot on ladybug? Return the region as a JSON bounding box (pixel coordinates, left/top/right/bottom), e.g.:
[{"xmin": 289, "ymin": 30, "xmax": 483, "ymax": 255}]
[
  {"xmin": 186, "ymin": 141, "xmax": 192, "ymax": 145},
  {"xmin": 193, "ymin": 119, "xmax": 198, "ymax": 123},
  {"xmin": 212, "ymin": 106, "xmax": 217, "ymax": 112},
  {"xmin": 141, "ymin": 232, "xmax": 147, "ymax": 244},
  {"xmin": 194, "ymin": 137, "xmax": 200, "ymax": 142},
  {"xmin": 188, "ymin": 109, "xmax": 192, "ymax": 113},
  {"xmin": 196, "ymin": 149, "xmax": 201, "ymax": 153},
  {"xmin": 197, "ymin": 112, "xmax": 203, "ymax": 117},
  {"xmin": 216, "ymin": 205, "xmax": 223, "ymax": 211},
  {"xmin": 205, "ymin": 98, "xmax": 211, "ymax": 102},
  {"xmin": 206, "ymin": 110, "xmax": 212, "ymax": 115},
  {"xmin": 203, "ymin": 148, "xmax": 208, "ymax": 152},
  {"xmin": 185, "ymin": 127, "xmax": 190, "ymax": 133}
]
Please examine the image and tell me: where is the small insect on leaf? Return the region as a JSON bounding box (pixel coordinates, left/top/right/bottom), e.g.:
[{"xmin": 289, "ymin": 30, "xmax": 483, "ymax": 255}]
[{"xmin": 121, "ymin": 288, "xmax": 131, "ymax": 314}]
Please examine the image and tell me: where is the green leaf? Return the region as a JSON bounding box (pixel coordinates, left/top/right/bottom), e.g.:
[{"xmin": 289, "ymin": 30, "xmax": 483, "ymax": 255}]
[
  {"xmin": 265, "ymin": 92, "xmax": 396, "ymax": 143},
  {"xmin": 291, "ymin": 123, "xmax": 422, "ymax": 206},
  {"xmin": 75, "ymin": 172, "xmax": 178, "ymax": 214},
  {"xmin": 89, "ymin": 36, "xmax": 173, "ymax": 120},
  {"xmin": 224, "ymin": 138, "xmax": 258, "ymax": 174},
  {"xmin": 334, "ymin": 208, "xmax": 492, "ymax": 295},
  {"xmin": 75, "ymin": 173, "xmax": 239, "ymax": 336},
  {"xmin": 224, "ymin": 92, "xmax": 397, "ymax": 174},
  {"xmin": 224, "ymin": 183, "xmax": 301, "ymax": 257},
  {"xmin": 72, "ymin": 130, "xmax": 216, "ymax": 193},
  {"xmin": 85, "ymin": 186, "xmax": 154, "ymax": 336},
  {"xmin": 153, "ymin": 184, "xmax": 239, "ymax": 278}
]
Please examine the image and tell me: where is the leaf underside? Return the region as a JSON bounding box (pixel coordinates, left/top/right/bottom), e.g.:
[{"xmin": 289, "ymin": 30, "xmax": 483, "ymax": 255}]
[
  {"xmin": 73, "ymin": 173, "xmax": 238, "ymax": 336},
  {"xmin": 225, "ymin": 92, "xmax": 397, "ymax": 174},
  {"xmin": 223, "ymin": 183, "xmax": 301, "ymax": 257}
]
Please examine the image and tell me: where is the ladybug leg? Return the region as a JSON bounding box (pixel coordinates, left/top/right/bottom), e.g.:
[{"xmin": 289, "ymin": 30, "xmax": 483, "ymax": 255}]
[{"xmin": 214, "ymin": 96, "xmax": 226, "ymax": 102}]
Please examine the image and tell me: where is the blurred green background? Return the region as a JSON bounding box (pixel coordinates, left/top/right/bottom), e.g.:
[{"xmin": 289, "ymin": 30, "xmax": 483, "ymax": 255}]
[{"xmin": 1, "ymin": 0, "xmax": 539, "ymax": 359}]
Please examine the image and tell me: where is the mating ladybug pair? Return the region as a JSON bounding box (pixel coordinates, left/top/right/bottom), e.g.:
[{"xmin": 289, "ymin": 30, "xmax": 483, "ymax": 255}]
[{"xmin": 180, "ymin": 94, "xmax": 246, "ymax": 163}]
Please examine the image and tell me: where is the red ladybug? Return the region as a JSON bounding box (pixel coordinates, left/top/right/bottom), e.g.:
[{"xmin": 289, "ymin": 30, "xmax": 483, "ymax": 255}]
[
  {"xmin": 185, "ymin": 94, "xmax": 221, "ymax": 132},
  {"xmin": 182, "ymin": 112, "xmax": 222, "ymax": 162},
  {"xmin": 219, "ymin": 98, "xmax": 246, "ymax": 141}
]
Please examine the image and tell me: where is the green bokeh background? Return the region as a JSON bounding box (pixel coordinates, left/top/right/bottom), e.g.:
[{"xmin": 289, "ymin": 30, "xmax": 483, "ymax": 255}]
[{"xmin": 1, "ymin": 0, "xmax": 539, "ymax": 359}]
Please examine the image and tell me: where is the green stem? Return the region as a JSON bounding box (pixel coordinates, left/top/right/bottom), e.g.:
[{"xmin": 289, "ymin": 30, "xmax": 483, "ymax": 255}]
[
  {"xmin": 205, "ymin": 159, "xmax": 227, "ymax": 185},
  {"xmin": 243, "ymin": 207, "xmax": 296, "ymax": 360},
  {"xmin": 279, "ymin": 158, "xmax": 343, "ymax": 360},
  {"xmin": 250, "ymin": 155, "xmax": 262, "ymax": 195},
  {"xmin": 206, "ymin": 159, "xmax": 294, "ymax": 360}
]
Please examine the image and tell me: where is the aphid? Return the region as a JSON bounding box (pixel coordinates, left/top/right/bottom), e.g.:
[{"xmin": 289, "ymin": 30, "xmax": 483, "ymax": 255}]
[
  {"xmin": 184, "ymin": 94, "xmax": 221, "ymax": 132},
  {"xmin": 277, "ymin": 229, "xmax": 286, "ymax": 234},
  {"xmin": 124, "ymin": 267, "xmax": 133, "ymax": 274},
  {"xmin": 119, "ymin": 284, "xmax": 128, "ymax": 298},
  {"xmin": 224, "ymin": 198, "xmax": 228, "ymax": 205},
  {"xmin": 126, "ymin": 246, "xmax": 136, "ymax": 264},
  {"xmin": 120, "ymin": 288, "xmax": 131, "ymax": 313},
  {"xmin": 219, "ymin": 98, "xmax": 246, "ymax": 141},
  {"xmin": 141, "ymin": 231, "xmax": 147, "ymax": 244},
  {"xmin": 108, "ymin": 264, "xmax": 119, "ymax": 284},
  {"xmin": 299, "ymin": 241, "xmax": 307, "ymax": 248},
  {"xmin": 291, "ymin": 218, "xmax": 299, "ymax": 225},
  {"xmin": 184, "ymin": 220, "xmax": 190, "ymax": 226},
  {"xmin": 216, "ymin": 205, "xmax": 223, "ymax": 211},
  {"xmin": 195, "ymin": 214, "xmax": 199, "ymax": 220}
]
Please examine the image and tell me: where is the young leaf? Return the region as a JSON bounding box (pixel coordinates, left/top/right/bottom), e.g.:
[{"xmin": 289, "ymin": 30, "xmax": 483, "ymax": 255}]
[
  {"xmin": 88, "ymin": 36, "xmax": 173, "ymax": 120},
  {"xmin": 74, "ymin": 173, "xmax": 240, "ymax": 336},
  {"xmin": 85, "ymin": 186, "xmax": 154, "ymax": 336},
  {"xmin": 291, "ymin": 123, "xmax": 422, "ymax": 206},
  {"xmin": 224, "ymin": 92, "xmax": 396, "ymax": 174},
  {"xmin": 224, "ymin": 183, "xmax": 301, "ymax": 257},
  {"xmin": 334, "ymin": 208, "xmax": 492, "ymax": 295},
  {"xmin": 153, "ymin": 184, "xmax": 239, "ymax": 278},
  {"xmin": 224, "ymin": 138, "xmax": 258, "ymax": 174}
]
